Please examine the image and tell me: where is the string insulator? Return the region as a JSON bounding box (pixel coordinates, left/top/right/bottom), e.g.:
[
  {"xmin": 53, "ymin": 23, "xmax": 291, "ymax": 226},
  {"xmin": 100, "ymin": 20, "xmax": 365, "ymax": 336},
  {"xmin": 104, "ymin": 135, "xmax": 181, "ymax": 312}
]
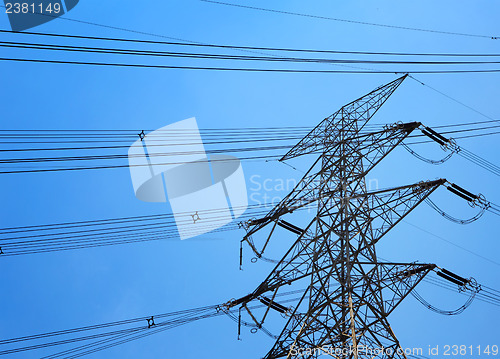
[
  {"xmin": 249, "ymin": 217, "xmax": 271, "ymax": 226},
  {"xmin": 277, "ymin": 220, "xmax": 304, "ymax": 235},
  {"xmin": 447, "ymin": 186, "xmax": 475, "ymax": 202},
  {"xmin": 441, "ymin": 268, "xmax": 468, "ymax": 285},
  {"xmin": 231, "ymin": 293, "xmax": 254, "ymax": 307},
  {"xmin": 421, "ymin": 128, "xmax": 446, "ymax": 146},
  {"xmin": 425, "ymin": 127, "xmax": 450, "ymax": 143},
  {"xmin": 436, "ymin": 271, "xmax": 466, "ymax": 286},
  {"xmin": 450, "ymin": 183, "xmax": 479, "ymax": 200},
  {"xmin": 400, "ymin": 264, "xmax": 436, "ymax": 277},
  {"xmin": 259, "ymin": 296, "xmax": 288, "ymax": 314}
]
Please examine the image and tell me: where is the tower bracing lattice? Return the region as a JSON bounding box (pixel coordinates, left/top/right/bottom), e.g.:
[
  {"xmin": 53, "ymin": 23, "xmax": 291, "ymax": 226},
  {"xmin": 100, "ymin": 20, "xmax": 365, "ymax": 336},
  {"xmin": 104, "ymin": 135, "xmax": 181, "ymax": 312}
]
[{"xmin": 222, "ymin": 75, "xmax": 459, "ymax": 358}]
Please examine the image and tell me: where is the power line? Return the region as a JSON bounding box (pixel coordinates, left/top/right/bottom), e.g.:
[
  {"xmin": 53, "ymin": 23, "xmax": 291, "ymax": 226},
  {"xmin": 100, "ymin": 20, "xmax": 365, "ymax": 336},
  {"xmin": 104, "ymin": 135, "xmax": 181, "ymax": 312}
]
[
  {"xmin": 408, "ymin": 75, "xmax": 499, "ymax": 124},
  {"xmin": 2, "ymin": 56, "xmax": 500, "ymax": 74},
  {"xmin": 0, "ymin": 276, "xmax": 497, "ymax": 358},
  {"xmin": 1, "ymin": 124, "xmax": 498, "ymax": 174},
  {"xmin": 1, "ymin": 120, "xmax": 498, "ymax": 132},
  {"xmin": 0, "ymin": 153, "xmax": 282, "ymax": 174},
  {"xmin": 200, "ymin": 0, "xmax": 500, "ymax": 40},
  {"xmin": 5, "ymin": 43, "xmax": 500, "ymax": 66},
  {"xmin": 0, "ymin": 203, "xmax": 318, "ymax": 256},
  {"xmin": 406, "ymin": 130, "xmax": 500, "ymax": 144},
  {"xmin": 1, "ymin": 124, "xmax": 497, "ymax": 153},
  {"xmin": 4, "ymin": 40, "xmax": 500, "ymax": 67},
  {"xmin": 0, "ymin": 7, "xmax": 496, "ymax": 357},
  {"xmin": 402, "ymin": 220, "xmax": 500, "ymax": 267},
  {"xmin": 2, "ymin": 29, "xmax": 499, "ymax": 57},
  {"xmin": 2, "ymin": 175, "xmax": 497, "ymax": 257}
]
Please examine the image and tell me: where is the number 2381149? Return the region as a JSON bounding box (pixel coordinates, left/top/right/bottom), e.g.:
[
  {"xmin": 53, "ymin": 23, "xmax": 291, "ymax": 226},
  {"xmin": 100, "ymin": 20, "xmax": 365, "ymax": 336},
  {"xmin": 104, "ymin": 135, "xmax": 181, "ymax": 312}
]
[{"xmin": 5, "ymin": 2, "xmax": 61, "ymax": 14}]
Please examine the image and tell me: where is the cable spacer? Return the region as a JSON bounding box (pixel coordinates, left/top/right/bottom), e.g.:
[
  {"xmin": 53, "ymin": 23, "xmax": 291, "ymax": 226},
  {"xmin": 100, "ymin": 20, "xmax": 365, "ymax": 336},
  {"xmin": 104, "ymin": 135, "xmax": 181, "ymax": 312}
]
[
  {"xmin": 138, "ymin": 130, "xmax": 146, "ymax": 141},
  {"xmin": 191, "ymin": 211, "xmax": 201, "ymax": 224},
  {"xmin": 147, "ymin": 316, "xmax": 155, "ymax": 328}
]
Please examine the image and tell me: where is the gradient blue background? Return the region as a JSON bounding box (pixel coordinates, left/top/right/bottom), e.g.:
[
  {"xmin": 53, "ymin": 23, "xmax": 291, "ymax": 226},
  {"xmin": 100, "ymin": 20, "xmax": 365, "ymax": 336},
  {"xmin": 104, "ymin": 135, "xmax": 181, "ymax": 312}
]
[{"xmin": 0, "ymin": 1, "xmax": 499, "ymax": 358}]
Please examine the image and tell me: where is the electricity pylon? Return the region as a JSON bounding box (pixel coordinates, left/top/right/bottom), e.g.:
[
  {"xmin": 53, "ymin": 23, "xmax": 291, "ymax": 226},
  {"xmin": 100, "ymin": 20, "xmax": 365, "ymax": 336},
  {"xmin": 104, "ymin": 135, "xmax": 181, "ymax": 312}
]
[{"xmin": 226, "ymin": 75, "xmax": 447, "ymax": 358}]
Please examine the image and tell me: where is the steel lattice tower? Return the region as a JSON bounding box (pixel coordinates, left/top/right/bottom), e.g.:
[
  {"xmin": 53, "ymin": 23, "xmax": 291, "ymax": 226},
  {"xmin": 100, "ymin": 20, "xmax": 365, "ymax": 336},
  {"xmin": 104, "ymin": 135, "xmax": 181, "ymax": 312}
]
[{"xmin": 226, "ymin": 75, "xmax": 447, "ymax": 358}]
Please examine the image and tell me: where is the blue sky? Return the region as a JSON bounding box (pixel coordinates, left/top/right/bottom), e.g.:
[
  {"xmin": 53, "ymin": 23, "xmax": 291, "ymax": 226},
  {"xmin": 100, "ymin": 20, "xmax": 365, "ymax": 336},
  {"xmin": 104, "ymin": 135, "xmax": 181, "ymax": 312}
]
[{"xmin": 0, "ymin": 1, "xmax": 499, "ymax": 358}]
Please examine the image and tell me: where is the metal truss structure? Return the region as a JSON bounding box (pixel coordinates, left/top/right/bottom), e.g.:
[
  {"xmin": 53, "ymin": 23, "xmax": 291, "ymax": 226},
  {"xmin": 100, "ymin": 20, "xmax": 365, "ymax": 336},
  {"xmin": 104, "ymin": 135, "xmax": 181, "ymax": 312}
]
[{"xmin": 225, "ymin": 75, "xmax": 453, "ymax": 358}]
